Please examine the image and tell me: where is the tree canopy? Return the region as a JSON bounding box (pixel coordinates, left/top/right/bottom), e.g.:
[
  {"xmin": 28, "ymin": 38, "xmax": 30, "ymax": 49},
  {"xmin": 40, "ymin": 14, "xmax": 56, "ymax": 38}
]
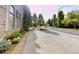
[
  {"xmin": 32, "ymin": 13, "xmax": 37, "ymax": 21},
  {"xmin": 58, "ymin": 10, "xmax": 64, "ymax": 26},
  {"xmin": 22, "ymin": 6, "xmax": 32, "ymax": 30},
  {"xmin": 38, "ymin": 14, "xmax": 43, "ymax": 20},
  {"xmin": 67, "ymin": 12, "xmax": 76, "ymax": 19},
  {"xmin": 38, "ymin": 14, "xmax": 45, "ymax": 26},
  {"xmin": 58, "ymin": 10, "xmax": 64, "ymax": 21}
]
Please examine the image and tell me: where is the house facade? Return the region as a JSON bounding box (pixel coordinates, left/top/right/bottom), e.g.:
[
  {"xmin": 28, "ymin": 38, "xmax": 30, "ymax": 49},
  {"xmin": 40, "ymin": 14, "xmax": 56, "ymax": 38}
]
[{"xmin": 0, "ymin": 5, "xmax": 23, "ymax": 34}]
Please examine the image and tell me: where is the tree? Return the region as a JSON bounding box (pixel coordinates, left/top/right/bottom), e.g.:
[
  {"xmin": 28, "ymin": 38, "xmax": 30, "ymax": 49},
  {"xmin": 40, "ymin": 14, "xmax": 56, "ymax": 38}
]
[
  {"xmin": 58, "ymin": 10, "xmax": 64, "ymax": 27},
  {"xmin": 68, "ymin": 19, "xmax": 79, "ymax": 29},
  {"xmin": 46, "ymin": 19, "xmax": 52, "ymax": 26},
  {"xmin": 23, "ymin": 6, "xmax": 32, "ymax": 31},
  {"xmin": 32, "ymin": 13, "xmax": 37, "ymax": 27},
  {"xmin": 32, "ymin": 13, "xmax": 37, "ymax": 21},
  {"xmin": 38, "ymin": 14, "xmax": 45, "ymax": 26},
  {"xmin": 62, "ymin": 19, "xmax": 79, "ymax": 29},
  {"xmin": 76, "ymin": 14, "xmax": 79, "ymax": 20},
  {"xmin": 67, "ymin": 12, "xmax": 76, "ymax": 19},
  {"xmin": 38, "ymin": 14, "xmax": 43, "ymax": 20},
  {"xmin": 52, "ymin": 14, "xmax": 57, "ymax": 26}
]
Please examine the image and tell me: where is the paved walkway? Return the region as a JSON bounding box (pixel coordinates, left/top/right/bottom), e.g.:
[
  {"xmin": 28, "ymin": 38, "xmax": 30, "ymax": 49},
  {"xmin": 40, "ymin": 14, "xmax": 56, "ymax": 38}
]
[
  {"xmin": 22, "ymin": 31, "xmax": 38, "ymax": 54},
  {"xmin": 10, "ymin": 32, "xmax": 29, "ymax": 54}
]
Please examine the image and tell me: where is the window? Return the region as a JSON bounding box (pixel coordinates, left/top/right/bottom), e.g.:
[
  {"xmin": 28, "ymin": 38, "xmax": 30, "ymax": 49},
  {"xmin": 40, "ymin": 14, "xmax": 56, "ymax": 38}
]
[
  {"xmin": 9, "ymin": 6, "xmax": 14, "ymax": 13},
  {"xmin": 8, "ymin": 6, "xmax": 15, "ymax": 30},
  {"xmin": 16, "ymin": 10, "xmax": 21, "ymax": 28}
]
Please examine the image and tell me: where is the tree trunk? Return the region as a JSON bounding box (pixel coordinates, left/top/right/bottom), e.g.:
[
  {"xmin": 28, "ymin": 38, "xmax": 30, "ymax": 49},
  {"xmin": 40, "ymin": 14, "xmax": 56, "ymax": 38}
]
[{"xmin": 74, "ymin": 25, "xmax": 76, "ymax": 29}]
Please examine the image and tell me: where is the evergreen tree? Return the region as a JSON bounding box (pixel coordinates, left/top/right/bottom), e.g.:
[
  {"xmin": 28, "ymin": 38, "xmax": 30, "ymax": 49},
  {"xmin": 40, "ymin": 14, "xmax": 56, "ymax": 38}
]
[
  {"xmin": 58, "ymin": 10, "xmax": 64, "ymax": 27},
  {"xmin": 32, "ymin": 13, "xmax": 37, "ymax": 27},
  {"xmin": 23, "ymin": 6, "xmax": 31, "ymax": 31},
  {"xmin": 38, "ymin": 14, "xmax": 45, "ymax": 26}
]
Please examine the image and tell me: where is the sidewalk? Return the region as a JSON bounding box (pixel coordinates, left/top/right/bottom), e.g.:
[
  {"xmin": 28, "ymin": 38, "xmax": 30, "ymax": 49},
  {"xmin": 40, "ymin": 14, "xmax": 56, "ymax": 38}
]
[{"xmin": 5, "ymin": 32, "xmax": 29, "ymax": 54}]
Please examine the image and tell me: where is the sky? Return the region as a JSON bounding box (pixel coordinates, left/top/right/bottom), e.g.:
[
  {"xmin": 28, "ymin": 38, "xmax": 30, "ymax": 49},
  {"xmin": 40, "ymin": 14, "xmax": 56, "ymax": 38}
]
[{"xmin": 28, "ymin": 5, "xmax": 79, "ymax": 21}]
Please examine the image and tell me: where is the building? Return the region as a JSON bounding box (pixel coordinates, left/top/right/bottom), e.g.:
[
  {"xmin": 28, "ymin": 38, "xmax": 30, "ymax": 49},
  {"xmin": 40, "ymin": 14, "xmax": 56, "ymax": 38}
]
[{"xmin": 0, "ymin": 5, "xmax": 23, "ymax": 35}]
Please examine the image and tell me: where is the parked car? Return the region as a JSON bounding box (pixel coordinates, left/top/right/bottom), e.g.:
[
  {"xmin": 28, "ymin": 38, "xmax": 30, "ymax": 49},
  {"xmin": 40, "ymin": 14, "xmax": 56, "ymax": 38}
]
[
  {"xmin": 40, "ymin": 26, "xmax": 46, "ymax": 30},
  {"xmin": 29, "ymin": 27, "xmax": 35, "ymax": 31}
]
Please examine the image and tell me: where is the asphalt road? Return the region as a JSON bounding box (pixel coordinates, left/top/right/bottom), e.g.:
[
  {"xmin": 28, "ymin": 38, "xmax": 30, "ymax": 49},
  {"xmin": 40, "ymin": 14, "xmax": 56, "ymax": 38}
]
[
  {"xmin": 34, "ymin": 29, "xmax": 79, "ymax": 54},
  {"xmin": 48, "ymin": 27, "xmax": 79, "ymax": 36}
]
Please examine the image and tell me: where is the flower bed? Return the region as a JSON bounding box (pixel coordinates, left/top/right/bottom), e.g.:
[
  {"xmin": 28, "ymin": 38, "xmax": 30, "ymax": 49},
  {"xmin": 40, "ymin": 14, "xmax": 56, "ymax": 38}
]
[
  {"xmin": 12, "ymin": 37, "xmax": 21, "ymax": 44},
  {"xmin": 0, "ymin": 39, "xmax": 12, "ymax": 53},
  {"xmin": 0, "ymin": 29, "xmax": 26, "ymax": 53}
]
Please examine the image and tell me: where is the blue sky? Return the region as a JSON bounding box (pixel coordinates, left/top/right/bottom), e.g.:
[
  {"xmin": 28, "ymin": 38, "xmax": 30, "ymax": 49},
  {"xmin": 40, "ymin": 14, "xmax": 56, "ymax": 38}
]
[{"xmin": 58, "ymin": 5, "xmax": 79, "ymax": 14}]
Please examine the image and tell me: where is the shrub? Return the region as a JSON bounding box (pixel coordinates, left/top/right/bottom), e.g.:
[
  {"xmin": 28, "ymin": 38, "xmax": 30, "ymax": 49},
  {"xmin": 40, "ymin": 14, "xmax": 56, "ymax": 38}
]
[
  {"xmin": 19, "ymin": 29, "xmax": 26, "ymax": 35},
  {"xmin": 0, "ymin": 40, "xmax": 12, "ymax": 53},
  {"xmin": 0, "ymin": 30, "xmax": 26, "ymax": 53},
  {"xmin": 62, "ymin": 19, "xmax": 79, "ymax": 28},
  {"xmin": 5, "ymin": 31, "xmax": 21, "ymax": 41},
  {"xmin": 68, "ymin": 19, "xmax": 79, "ymax": 29},
  {"xmin": 62, "ymin": 19, "xmax": 70, "ymax": 27},
  {"xmin": 12, "ymin": 37, "xmax": 21, "ymax": 44}
]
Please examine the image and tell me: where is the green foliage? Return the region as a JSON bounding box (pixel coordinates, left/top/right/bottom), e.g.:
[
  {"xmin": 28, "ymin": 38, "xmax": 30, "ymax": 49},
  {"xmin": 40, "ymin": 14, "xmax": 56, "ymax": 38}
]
[
  {"xmin": 67, "ymin": 19, "xmax": 79, "ymax": 29},
  {"xmin": 46, "ymin": 19, "xmax": 52, "ymax": 26},
  {"xmin": 75, "ymin": 14, "xmax": 79, "ymax": 20},
  {"xmin": 23, "ymin": 6, "xmax": 31, "ymax": 31},
  {"xmin": 19, "ymin": 29, "xmax": 26, "ymax": 35},
  {"xmin": 67, "ymin": 11, "xmax": 79, "ymax": 20},
  {"xmin": 32, "ymin": 13, "xmax": 37, "ymax": 21},
  {"xmin": 62, "ymin": 19, "xmax": 79, "ymax": 25},
  {"xmin": 38, "ymin": 14, "xmax": 43, "ymax": 19},
  {"xmin": 32, "ymin": 13, "xmax": 37, "ymax": 27},
  {"xmin": 12, "ymin": 37, "xmax": 21, "ymax": 44},
  {"xmin": 62, "ymin": 19, "xmax": 79, "ymax": 28},
  {"xmin": 5, "ymin": 29, "xmax": 26, "ymax": 44},
  {"xmin": 58, "ymin": 10, "xmax": 64, "ymax": 26},
  {"xmin": 5, "ymin": 31, "xmax": 21, "ymax": 41},
  {"xmin": 38, "ymin": 14, "xmax": 45, "ymax": 26},
  {"xmin": 33, "ymin": 21, "xmax": 37, "ymax": 27},
  {"xmin": 52, "ymin": 14, "xmax": 57, "ymax": 26},
  {"xmin": 0, "ymin": 28, "xmax": 26, "ymax": 53},
  {"xmin": 67, "ymin": 12, "xmax": 76, "ymax": 19},
  {"xmin": 58, "ymin": 11, "xmax": 64, "ymax": 20},
  {"xmin": 0, "ymin": 40, "xmax": 12, "ymax": 53},
  {"xmin": 23, "ymin": 19, "xmax": 32, "ymax": 31},
  {"xmin": 62, "ymin": 19, "xmax": 69, "ymax": 25}
]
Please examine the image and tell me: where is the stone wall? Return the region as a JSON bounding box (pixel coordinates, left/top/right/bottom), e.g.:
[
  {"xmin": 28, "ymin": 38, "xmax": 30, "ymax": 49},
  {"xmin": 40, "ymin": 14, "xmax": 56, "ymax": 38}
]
[
  {"xmin": 0, "ymin": 5, "xmax": 23, "ymax": 37},
  {"xmin": 0, "ymin": 5, "xmax": 7, "ymax": 34}
]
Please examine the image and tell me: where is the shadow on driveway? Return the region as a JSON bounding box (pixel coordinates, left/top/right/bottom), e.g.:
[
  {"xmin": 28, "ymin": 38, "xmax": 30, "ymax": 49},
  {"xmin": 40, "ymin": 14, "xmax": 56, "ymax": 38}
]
[{"xmin": 40, "ymin": 29, "xmax": 59, "ymax": 35}]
